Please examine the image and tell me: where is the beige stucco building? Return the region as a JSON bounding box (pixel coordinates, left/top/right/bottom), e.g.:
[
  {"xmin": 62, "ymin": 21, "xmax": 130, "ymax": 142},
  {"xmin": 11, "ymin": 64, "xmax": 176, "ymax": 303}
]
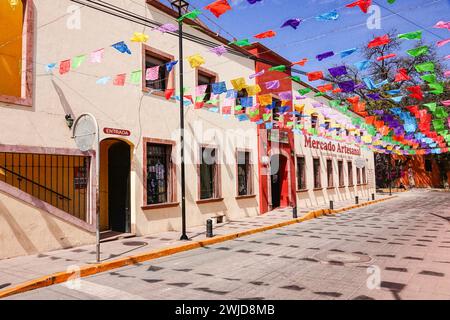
[{"xmin": 0, "ymin": 0, "xmax": 375, "ymax": 260}]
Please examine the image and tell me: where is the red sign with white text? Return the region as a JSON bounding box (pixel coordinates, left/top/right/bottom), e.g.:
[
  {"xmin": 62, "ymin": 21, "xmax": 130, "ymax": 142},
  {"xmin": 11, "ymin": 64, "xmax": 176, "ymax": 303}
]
[{"xmin": 103, "ymin": 128, "xmax": 131, "ymax": 137}]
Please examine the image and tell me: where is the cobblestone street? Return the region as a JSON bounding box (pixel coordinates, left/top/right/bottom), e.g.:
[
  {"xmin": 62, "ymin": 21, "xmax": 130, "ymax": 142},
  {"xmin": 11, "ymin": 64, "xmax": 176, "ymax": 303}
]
[{"xmin": 6, "ymin": 190, "xmax": 450, "ymax": 300}]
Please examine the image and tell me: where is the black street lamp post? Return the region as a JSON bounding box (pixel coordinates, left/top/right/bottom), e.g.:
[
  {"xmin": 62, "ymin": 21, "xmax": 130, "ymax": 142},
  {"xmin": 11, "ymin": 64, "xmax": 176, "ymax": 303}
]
[{"xmin": 171, "ymin": 0, "xmax": 190, "ymax": 241}]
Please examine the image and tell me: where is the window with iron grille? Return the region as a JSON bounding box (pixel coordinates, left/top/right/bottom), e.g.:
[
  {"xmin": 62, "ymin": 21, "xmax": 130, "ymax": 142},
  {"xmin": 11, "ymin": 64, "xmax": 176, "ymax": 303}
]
[
  {"xmin": 237, "ymin": 151, "xmax": 252, "ymax": 196},
  {"xmin": 296, "ymin": 156, "xmax": 306, "ymax": 190},
  {"xmin": 311, "ymin": 114, "xmax": 319, "ymax": 129},
  {"xmin": 313, "ymin": 158, "xmax": 321, "ymax": 189},
  {"xmin": 357, "ymin": 167, "xmax": 361, "ymax": 185},
  {"xmin": 362, "ymin": 167, "xmax": 367, "ymax": 184},
  {"xmin": 327, "ymin": 159, "xmax": 334, "ymax": 188},
  {"xmin": 200, "ymin": 147, "xmax": 219, "ymax": 200},
  {"xmin": 348, "ymin": 161, "xmax": 354, "ymax": 186},
  {"xmin": 0, "ymin": 151, "xmax": 89, "ymax": 221},
  {"xmin": 146, "ymin": 143, "xmax": 172, "ymax": 205},
  {"xmin": 425, "ymin": 159, "xmax": 432, "ymax": 172},
  {"xmin": 338, "ymin": 160, "xmax": 344, "ymax": 187},
  {"xmin": 145, "ymin": 53, "xmax": 170, "ymax": 91}
]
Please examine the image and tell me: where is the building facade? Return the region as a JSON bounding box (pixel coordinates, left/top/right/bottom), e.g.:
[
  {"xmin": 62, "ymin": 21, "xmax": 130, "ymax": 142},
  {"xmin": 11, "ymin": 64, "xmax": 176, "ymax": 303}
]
[{"xmin": 0, "ymin": 0, "xmax": 376, "ymax": 259}]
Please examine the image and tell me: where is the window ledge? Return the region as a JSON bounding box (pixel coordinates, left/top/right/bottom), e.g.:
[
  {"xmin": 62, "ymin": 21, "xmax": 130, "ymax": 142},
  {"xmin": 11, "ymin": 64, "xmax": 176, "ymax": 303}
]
[
  {"xmin": 196, "ymin": 198, "xmax": 224, "ymax": 204},
  {"xmin": 235, "ymin": 194, "xmax": 256, "ymax": 200},
  {"xmin": 142, "ymin": 202, "xmax": 179, "ymax": 210},
  {"xmin": 313, "ymin": 188, "xmax": 323, "ymax": 191},
  {"xmin": 296, "ymin": 189, "xmax": 308, "ymax": 193},
  {"xmin": 327, "ymin": 186, "xmax": 335, "ymax": 190},
  {"xmin": 142, "ymin": 88, "xmax": 175, "ymax": 101}
]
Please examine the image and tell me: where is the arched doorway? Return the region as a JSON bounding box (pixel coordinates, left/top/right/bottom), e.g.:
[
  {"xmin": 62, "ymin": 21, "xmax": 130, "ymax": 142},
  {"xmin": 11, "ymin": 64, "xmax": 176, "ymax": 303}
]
[
  {"xmin": 270, "ymin": 154, "xmax": 288, "ymax": 209},
  {"xmin": 100, "ymin": 139, "xmax": 131, "ymax": 235}
]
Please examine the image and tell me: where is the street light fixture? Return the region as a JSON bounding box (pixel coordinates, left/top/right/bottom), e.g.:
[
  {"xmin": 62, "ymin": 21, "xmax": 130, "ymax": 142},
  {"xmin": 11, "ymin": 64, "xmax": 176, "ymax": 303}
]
[{"xmin": 170, "ymin": 0, "xmax": 190, "ymax": 241}]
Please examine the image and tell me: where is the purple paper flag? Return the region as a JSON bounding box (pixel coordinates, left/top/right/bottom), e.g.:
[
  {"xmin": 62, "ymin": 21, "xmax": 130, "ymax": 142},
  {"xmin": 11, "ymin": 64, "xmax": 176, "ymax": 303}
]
[
  {"xmin": 249, "ymin": 69, "xmax": 265, "ymax": 79},
  {"xmin": 156, "ymin": 23, "xmax": 178, "ymax": 33},
  {"xmin": 316, "ymin": 51, "xmax": 334, "ymax": 61},
  {"xmin": 281, "ymin": 18, "xmax": 302, "ymax": 29},
  {"xmin": 338, "ymin": 80, "xmax": 355, "ymax": 93},
  {"xmin": 210, "ymin": 45, "xmax": 228, "ymax": 56},
  {"xmin": 266, "ymin": 80, "xmax": 280, "ymax": 90},
  {"xmin": 366, "ymin": 93, "xmax": 381, "ymax": 100},
  {"xmin": 328, "ymin": 66, "xmax": 347, "ymax": 77},
  {"xmin": 279, "ymin": 91, "xmax": 292, "ymax": 100}
]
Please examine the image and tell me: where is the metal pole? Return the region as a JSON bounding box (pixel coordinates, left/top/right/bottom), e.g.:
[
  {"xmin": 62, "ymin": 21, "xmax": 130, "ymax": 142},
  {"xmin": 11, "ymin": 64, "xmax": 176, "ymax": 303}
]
[
  {"xmin": 389, "ymin": 153, "xmax": 392, "ymax": 196},
  {"xmin": 178, "ymin": 4, "xmax": 188, "ymax": 241},
  {"xmin": 96, "ymin": 128, "xmax": 100, "ymax": 262}
]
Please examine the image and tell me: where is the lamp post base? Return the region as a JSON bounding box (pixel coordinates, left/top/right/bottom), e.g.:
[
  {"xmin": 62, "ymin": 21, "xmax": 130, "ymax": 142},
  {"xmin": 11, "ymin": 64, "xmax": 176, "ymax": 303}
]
[{"xmin": 180, "ymin": 234, "xmax": 189, "ymax": 241}]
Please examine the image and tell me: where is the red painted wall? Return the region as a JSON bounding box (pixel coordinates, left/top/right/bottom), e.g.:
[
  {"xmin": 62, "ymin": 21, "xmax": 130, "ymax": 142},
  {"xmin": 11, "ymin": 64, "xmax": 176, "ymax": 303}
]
[{"xmin": 248, "ymin": 44, "xmax": 297, "ymax": 214}]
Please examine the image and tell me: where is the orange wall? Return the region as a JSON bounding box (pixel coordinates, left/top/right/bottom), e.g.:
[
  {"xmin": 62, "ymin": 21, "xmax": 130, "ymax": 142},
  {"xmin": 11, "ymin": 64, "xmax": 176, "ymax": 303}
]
[
  {"xmin": 394, "ymin": 155, "xmax": 450, "ymax": 188},
  {"xmin": 0, "ymin": 0, "xmax": 23, "ymax": 97}
]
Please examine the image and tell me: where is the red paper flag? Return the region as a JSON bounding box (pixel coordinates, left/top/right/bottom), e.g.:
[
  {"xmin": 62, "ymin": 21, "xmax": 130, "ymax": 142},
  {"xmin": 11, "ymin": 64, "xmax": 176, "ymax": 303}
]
[
  {"xmin": 406, "ymin": 105, "xmax": 419, "ymax": 115},
  {"xmin": 347, "ymin": 96, "xmax": 360, "ymax": 106},
  {"xmin": 205, "ymin": 0, "xmax": 232, "ymax": 18},
  {"xmin": 254, "ymin": 30, "xmax": 276, "ymax": 39},
  {"xmin": 368, "ymin": 34, "xmax": 390, "ymax": 48},
  {"xmin": 165, "ymin": 88, "xmax": 175, "ymax": 100},
  {"xmin": 59, "ymin": 59, "xmax": 71, "ymax": 75},
  {"xmin": 346, "ymin": 0, "xmax": 372, "ymax": 13},
  {"xmin": 222, "ymin": 106, "xmax": 232, "ymax": 114},
  {"xmin": 293, "ymin": 58, "xmax": 308, "ymax": 66},
  {"xmin": 394, "ymin": 68, "xmax": 410, "ymax": 82},
  {"xmin": 332, "ymin": 88, "xmax": 342, "ymax": 93},
  {"xmin": 307, "ymin": 71, "xmax": 323, "ymax": 81},
  {"xmin": 113, "ymin": 73, "xmax": 126, "ymax": 86},
  {"xmin": 407, "ymin": 86, "xmax": 423, "ymax": 100},
  {"xmin": 377, "ymin": 53, "xmax": 396, "ymax": 61},
  {"xmin": 317, "ymin": 83, "xmax": 333, "ymax": 92}
]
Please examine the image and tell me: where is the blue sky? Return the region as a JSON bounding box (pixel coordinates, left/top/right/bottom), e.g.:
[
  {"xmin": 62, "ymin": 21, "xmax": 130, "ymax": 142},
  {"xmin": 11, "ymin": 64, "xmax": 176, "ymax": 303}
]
[{"xmin": 165, "ymin": 0, "xmax": 450, "ymax": 75}]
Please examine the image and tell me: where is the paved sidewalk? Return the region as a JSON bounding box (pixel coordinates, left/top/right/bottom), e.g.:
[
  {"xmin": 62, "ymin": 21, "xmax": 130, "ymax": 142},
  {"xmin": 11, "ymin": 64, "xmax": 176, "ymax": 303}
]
[{"xmin": 0, "ymin": 194, "xmax": 391, "ymax": 293}]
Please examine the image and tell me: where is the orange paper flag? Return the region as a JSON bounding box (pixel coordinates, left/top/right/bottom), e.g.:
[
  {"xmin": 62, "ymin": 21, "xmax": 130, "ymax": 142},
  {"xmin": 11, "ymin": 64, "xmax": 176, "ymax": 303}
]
[{"xmin": 254, "ymin": 30, "xmax": 277, "ymax": 39}]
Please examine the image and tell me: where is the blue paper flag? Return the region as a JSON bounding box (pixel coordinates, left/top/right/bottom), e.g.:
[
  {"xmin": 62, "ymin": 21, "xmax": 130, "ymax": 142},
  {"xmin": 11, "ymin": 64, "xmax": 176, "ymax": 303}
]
[
  {"xmin": 212, "ymin": 81, "xmax": 227, "ymax": 95},
  {"xmin": 111, "ymin": 41, "xmax": 131, "ymax": 54},
  {"xmin": 166, "ymin": 61, "xmax": 178, "ymax": 72},
  {"xmin": 354, "ymin": 60, "xmax": 371, "ymax": 71},
  {"xmin": 316, "ymin": 10, "xmax": 339, "ymax": 21},
  {"xmin": 340, "ymin": 48, "xmax": 358, "ymax": 58}
]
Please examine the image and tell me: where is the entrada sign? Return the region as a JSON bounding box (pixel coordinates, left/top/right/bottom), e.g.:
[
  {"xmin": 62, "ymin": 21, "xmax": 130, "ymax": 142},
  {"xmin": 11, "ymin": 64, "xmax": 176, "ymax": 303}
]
[
  {"xmin": 103, "ymin": 127, "xmax": 131, "ymax": 137},
  {"xmin": 304, "ymin": 136, "xmax": 361, "ymax": 156}
]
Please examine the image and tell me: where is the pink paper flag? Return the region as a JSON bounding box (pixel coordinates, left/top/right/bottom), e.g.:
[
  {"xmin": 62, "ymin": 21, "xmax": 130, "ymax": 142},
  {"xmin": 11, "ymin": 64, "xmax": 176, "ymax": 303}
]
[
  {"xmin": 437, "ymin": 39, "xmax": 450, "ymax": 47},
  {"xmin": 445, "ymin": 70, "xmax": 450, "ymax": 78},
  {"xmin": 156, "ymin": 23, "xmax": 178, "ymax": 33},
  {"xmin": 441, "ymin": 100, "xmax": 450, "ymax": 107},
  {"xmin": 196, "ymin": 85, "xmax": 208, "ymax": 95},
  {"xmin": 90, "ymin": 48, "xmax": 104, "ymax": 63},
  {"xmin": 445, "ymin": 55, "xmax": 450, "ymax": 60},
  {"xmin": 433, "ymin": 21, "xmax": 450, "ymax": 30},
  {"xmin": 145, "ymin": 66, "xmax": 160, "ymax": 81},
  {"xmin": 210, "ymin": 45, "xmax": 227, "ymax": 56}
]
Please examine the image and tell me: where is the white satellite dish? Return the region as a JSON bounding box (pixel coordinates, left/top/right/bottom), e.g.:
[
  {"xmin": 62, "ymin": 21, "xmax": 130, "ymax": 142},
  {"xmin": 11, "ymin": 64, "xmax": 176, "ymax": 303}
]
[{"xmin": 72, "ymin": 113, "xmax": 98, "ymax": 152}]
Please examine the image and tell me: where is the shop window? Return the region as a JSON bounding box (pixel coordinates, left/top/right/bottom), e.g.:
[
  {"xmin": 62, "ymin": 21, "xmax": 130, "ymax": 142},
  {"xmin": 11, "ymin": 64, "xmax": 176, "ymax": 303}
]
[
  {"xmin": 237, "ymin": 151, "xmax": 252, "ymax": 196},
  {"xmin": 199, "ymin": 147, "xmax": 220, "ymax": 200},
  {"xmin": 338, "ymin": 160, "xmax": 344, "ymax": 187},
  {"xmin": 0, "ymin": 151, "xmax": 89, "ymax": 221},
  {"xmin": 327, "ymin": 159, "xmax": 333, "ymax": 188},
  {"xmin": 197, "ymin": 69, "xmax": 217, "ymax": 103},
  {"xmin": 348, "ymin": 161, "xmax": 354, "ymax": 186},
  {"xmin": 296, "ymin": 156, "xmax": 306, "ymax": 190},
  {"xmin": 0, "ymin": 0, "xmax": 33, "ymax": 105},
  {"xmin": 357, "ymin": 167, "xmax": 361, "ymax": 185},
  {"xmin": 313, "ymin": 158, "xmax": 321, "ymax": 189},
  {"xmin": 143, "ymin": 46, "xmax": 174, "ymax": 92},
  {"xmin": 425, "ymin": 159, "xmax": 432, "ymax": 172},
  {"xmin": 145, "ymin": 142, "xmax": 174, "ymax": 205}
]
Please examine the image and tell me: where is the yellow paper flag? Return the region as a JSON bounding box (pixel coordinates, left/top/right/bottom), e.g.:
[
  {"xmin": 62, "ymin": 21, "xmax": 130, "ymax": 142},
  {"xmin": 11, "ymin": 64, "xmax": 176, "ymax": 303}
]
[
  {"xmin": 231, "ymin": 77, "xmax": 247, "ymax": 91},
  {"xmin": 130, "ymin": 32, "xmax": 149, "ymax": 43},
  {"xmin": 295, "ymin": 104, "xmax": 305, "ymax": 113},
  {"xmin": 246, "ymin": 84, "xmax": 261, "ymax": 96},
  {"xmin": 187, "ymin": 54, "xmax": 205, "ymax": 68}
]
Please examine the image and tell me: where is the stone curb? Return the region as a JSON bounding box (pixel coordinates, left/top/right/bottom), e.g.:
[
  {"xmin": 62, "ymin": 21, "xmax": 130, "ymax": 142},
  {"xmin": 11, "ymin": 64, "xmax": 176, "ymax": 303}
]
[{"xmin": 0, "ymin": 195, "xmax": 397, "ymax": 299}]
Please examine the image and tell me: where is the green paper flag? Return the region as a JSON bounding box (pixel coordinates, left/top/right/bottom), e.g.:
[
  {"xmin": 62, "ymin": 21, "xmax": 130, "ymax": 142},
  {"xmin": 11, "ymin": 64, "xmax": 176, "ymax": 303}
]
[
  {"xmin": 235, "ymin": 105, "xmax": 243, "ymax": 111},
  {"xmin": 314, "ymin": 92, "xmax": 325, "ymax": 97},
  {"xmin": 72, "ymin": 55, "xmax": 86, "ymax": 69},
  {"xmin": 330, "ymin": 100, "xmax": 341, "ymax": 108},
  {"xmin": 387, "ymin": 0, "xmax": 396, "ymax": 4},
  {"xmin": 130, "ymin": 70, "xmax": 142, "ymax": 84},
  {"xmin": 421, "ymin": 74, "xmax": 436, "ymax": 84},
  {"xmin": 269, "ymin": 65, "xmax": 286, "ymax": 72},
  {"xmin": 428, "ymin": 82, "xmax": 444, "ymax": 95},
  {"xmin": 423, "ymin": 103, "xmax": 437, "ymax": 112},
  {"xmin": 229, "ymin": 39, "xmax": 251, "ymax": 47},
  {"xmin": 290, "ymin": 76, "xmax": 301, "ymax": 82},
  {"xmin": 407, "ymin": 46, "xmax": 428, "ymax": 57},
  {"xmin": 298, "ymin": 88, "xmax": 311, "ymax": 95},
  {"xmin": 415, "ymin": 61, "xmax": 435, "ymax": 73},
  {"xmin": 177, "ymin": 9, "xmax": 202, "ymax": 22},
  {"xmin": 262, "ymin": 113, "xmax": 271, "ymax": 121},
  {"xmin": 433, "ymin": 119, "xmax": 445, "ymax": 131},
  {"xmin": 398, "ymin": 30, "xmax": 422, "ymax": 40},
  {"xmin": 434, "ymin": 107, "xmax": 448, "ymax": 118}
]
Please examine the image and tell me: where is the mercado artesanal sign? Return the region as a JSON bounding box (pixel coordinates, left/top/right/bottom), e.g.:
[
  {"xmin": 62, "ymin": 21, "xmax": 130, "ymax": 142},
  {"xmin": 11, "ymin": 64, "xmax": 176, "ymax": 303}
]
[{"xmin": 304, "ymin": 135, "xmax": 361, "ymax": 156}]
